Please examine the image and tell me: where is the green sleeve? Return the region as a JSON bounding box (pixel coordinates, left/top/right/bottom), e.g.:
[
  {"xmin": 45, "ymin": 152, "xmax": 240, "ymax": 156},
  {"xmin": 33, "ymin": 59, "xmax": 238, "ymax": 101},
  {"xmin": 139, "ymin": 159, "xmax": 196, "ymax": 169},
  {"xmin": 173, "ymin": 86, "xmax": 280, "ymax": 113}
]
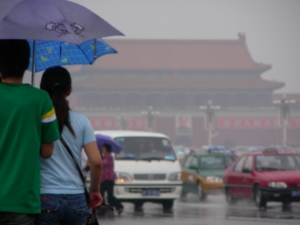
[{"xmin": 41, "ymin": 92, "xmax": 60, "ymax": 143}]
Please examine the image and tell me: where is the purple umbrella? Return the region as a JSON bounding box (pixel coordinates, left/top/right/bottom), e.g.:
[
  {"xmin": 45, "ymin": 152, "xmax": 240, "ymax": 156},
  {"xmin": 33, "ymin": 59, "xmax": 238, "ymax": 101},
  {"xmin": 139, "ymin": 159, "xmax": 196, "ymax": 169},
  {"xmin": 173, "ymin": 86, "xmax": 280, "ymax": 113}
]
[
  {"xmin": 0, "ymin": 0, "xmax": 124, "ymax": 84},
  {"xmin": 0, "ymin": 0, "xmax": 123, "ymax": 43},
  {"xmin": 95, "ymin": 134, "xmax": 122, "ymax": 154}
]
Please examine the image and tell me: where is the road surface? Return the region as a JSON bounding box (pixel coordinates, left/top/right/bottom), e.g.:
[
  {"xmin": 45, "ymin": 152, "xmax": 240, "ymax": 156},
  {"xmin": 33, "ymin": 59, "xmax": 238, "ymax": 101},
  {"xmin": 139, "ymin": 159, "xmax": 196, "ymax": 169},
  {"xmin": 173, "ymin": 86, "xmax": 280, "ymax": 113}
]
[{"xmin": 97, "ymin": 194, "xmax": 300, "ymax": 225}]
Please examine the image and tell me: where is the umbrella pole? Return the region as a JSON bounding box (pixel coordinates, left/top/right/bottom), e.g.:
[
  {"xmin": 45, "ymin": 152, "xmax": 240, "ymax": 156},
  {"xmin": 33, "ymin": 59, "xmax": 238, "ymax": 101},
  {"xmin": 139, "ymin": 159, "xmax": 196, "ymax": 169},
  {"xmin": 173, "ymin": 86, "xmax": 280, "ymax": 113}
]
[
  {"xmin": 31, "ymin": 40, "xmax": 36, "ymax": 86},
  {"xmin": 94, "ymin": 39, "xmax": 97, "ymax": 60}
]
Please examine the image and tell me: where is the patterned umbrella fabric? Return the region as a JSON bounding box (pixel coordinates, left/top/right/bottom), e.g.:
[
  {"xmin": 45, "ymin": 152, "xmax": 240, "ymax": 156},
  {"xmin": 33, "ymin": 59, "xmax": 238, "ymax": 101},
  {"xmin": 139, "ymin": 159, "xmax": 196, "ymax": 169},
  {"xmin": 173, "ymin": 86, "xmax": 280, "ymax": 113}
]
[
  {"xmin": 0, "ymin": 0, "xmax": 123, "ymax": 44},
  {"xmin": 0, "ymin": 0, "xmax": 124, "ymax": 84},
  {"xmin": 27, "ymin": 39, "xmax": 117, "ymax": 73}
]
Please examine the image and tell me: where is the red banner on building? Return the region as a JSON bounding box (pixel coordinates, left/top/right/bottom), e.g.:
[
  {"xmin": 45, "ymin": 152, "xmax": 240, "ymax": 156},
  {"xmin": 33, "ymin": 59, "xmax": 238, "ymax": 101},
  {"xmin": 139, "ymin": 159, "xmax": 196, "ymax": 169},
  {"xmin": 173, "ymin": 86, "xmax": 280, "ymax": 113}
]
[
  {"xmin": 218, "ymin": 118, "xmax": 300, "ymax": 129},
  {"xmin": 290, "ymin": 118, "xmax": 300, "ymax": 128},
  {"xmin": 89, "ymin": 117, "xmax": 118, "ymax": 129},
  {"xmin": 127, "ymin": 118, "xmax": 147, "ymax": 129},
  {"xmin": 89, "ymin": 117, "xmax": 147, "ymax": 130}
]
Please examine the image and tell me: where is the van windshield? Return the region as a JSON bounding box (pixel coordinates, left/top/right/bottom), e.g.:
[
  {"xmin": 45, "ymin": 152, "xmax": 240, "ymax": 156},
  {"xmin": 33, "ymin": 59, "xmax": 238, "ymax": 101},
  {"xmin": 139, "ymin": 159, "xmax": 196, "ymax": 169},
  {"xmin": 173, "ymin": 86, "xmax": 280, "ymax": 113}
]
[{"xmin": 114, "ymin": 137, "xmax": 176, "ymax": 161}]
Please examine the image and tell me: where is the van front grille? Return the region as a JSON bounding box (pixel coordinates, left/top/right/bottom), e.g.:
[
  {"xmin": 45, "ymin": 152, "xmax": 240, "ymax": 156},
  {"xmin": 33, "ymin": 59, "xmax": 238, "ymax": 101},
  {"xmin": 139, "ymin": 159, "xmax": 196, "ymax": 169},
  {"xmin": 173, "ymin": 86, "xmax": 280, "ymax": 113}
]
[
  {"xmin": 134, "ymin": 174, "xmax": 166, "ymax": 180},
  {"xmin": 125, "ymin": 187, "xmax": 174, "ymax": 193}
]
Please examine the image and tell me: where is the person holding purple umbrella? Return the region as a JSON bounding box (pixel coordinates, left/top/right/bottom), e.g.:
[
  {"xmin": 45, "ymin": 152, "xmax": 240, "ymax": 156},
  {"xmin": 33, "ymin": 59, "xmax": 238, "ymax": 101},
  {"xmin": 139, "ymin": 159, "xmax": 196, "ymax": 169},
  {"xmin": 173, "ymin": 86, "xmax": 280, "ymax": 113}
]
[
  {"xmin": 96, "ymin": 134, "xmax": 122, "ymax": 154},
  {"xmin": 100, "ymin": 144, "xmax": 124, "ymax": 215}
]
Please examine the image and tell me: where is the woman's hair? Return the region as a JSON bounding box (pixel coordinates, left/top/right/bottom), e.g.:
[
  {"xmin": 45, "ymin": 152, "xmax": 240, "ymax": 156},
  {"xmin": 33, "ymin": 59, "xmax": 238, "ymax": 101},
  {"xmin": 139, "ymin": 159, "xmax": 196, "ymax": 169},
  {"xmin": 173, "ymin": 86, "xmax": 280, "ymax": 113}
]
[
  {"xmin": 103, "ymin": 144, "xmax": 112, "ymax": 153},
  {"xmin": 40, "ymin": 66, "xmax": 75, "ymax": 136}
]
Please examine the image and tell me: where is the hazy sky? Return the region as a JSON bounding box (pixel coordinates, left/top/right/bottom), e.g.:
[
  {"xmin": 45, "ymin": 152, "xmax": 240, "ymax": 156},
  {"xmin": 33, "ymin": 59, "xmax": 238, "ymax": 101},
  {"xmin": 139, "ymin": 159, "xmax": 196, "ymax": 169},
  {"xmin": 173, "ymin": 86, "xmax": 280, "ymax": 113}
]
[{"xmin": 25, "ymin": 0, "xmax": 300, "ymax": 93}]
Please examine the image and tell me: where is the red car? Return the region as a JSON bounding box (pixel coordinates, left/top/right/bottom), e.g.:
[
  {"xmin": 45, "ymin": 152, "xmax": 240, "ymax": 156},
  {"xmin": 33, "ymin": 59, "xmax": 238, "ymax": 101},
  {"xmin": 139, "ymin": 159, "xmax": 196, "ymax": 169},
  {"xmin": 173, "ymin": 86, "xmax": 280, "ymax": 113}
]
[{"xmin": 223, "ymin": 149, "xmax": 300, "ymax": 208}]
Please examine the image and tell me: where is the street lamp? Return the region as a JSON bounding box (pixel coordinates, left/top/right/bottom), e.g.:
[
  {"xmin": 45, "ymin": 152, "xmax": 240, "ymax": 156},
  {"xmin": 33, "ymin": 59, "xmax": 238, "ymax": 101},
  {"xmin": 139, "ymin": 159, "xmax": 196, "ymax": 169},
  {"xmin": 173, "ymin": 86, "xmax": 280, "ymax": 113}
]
[
  {"xmin": 117, "ymin": 113, "xmax": 130, "ymax": 130},
  {"xmin": 199, "ymin": 100, "xmax": 220, "ymax": 146},
  {"xmin": 273, "ymin": 94, "xmax": 296, "ymax": 148},
  {"xmin": 141, "ymin": 106, "xmax": 159, "ymax": 132}
]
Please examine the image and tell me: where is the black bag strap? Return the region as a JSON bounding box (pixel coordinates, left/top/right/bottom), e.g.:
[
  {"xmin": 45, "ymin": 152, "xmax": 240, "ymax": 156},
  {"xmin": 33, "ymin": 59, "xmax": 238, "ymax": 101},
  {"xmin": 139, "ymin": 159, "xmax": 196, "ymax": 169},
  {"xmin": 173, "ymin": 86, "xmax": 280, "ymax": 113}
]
[{"xmin": 60, "ymin": 137, "xmax": 90, "ymax": 205}]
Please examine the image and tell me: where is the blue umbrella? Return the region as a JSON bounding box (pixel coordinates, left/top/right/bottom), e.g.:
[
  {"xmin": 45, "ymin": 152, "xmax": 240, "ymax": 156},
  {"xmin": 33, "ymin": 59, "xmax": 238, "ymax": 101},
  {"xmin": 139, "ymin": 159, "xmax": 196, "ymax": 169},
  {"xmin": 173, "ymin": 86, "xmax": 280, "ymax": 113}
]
[
  {"xmin": 95, "ymin": 134, "xmax": 122, "ymax": 154},
  {"xmin": 27, "ymin": 39, "xmax": 117, "ymax": 73}
]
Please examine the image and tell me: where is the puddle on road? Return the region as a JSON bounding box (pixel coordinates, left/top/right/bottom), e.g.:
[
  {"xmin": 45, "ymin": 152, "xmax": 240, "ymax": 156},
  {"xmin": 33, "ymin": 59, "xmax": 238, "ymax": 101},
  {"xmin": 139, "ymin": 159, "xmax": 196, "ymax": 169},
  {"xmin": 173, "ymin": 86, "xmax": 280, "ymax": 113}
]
[
  {"xmin": 223, "ymin": 200, "xmax": 300, "ymax": 221},
  {"xmin": 97, "ymin": 196, "xmax": 300, "ymax": 222},
  {"xmin": 225, "ymin": 206, "xmax": 300, "ymax": 220}
]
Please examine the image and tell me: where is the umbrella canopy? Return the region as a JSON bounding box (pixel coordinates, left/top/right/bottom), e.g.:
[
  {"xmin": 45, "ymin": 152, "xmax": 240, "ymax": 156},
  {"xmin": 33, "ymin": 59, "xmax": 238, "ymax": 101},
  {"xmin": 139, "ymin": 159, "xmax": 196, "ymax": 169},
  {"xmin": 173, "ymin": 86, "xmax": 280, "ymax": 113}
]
[
  {"xmin": 27, "ymin": 39, "xmax": 117, "ymax": 73},
  {"xmin": 0, "ymin": 0, "xmax": 124, "ymax": 84},
  {"xmin": 0, "ymin": 0, "xmax": 123, "ymax": 44},
  {"xmin": 95, "ymin": 134, "xmax": 122, "ymax": 154}
]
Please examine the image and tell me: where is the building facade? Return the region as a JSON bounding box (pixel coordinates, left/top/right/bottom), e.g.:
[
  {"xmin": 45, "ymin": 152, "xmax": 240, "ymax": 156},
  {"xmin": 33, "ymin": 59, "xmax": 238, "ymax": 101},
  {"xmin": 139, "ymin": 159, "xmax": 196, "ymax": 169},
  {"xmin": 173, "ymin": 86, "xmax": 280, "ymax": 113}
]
[{"xmin": 69, "ymin": 34, "xmax": 300, "ymax": 148}]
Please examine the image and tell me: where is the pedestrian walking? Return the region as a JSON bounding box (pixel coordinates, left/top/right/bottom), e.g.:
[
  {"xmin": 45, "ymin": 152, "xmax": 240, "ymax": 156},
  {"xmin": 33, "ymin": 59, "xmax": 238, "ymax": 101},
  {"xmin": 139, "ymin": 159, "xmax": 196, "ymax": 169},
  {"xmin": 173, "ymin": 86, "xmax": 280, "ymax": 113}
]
[
  {"xmin": 100, "ymin": 144, "xmax": 124, "ymax": 215},
  {"xmin": 35, "ymin": 66, "xmax": 103, "ymax": 225},
  {"xmin": 0, "ymin": 40, "xmax": 60, "ymax": 225}
]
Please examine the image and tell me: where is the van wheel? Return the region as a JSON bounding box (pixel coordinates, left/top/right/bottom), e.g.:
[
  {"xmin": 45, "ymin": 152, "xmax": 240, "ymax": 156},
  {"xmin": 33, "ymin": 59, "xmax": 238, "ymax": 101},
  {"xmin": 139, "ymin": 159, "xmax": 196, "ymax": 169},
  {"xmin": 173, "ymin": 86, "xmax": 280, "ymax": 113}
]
[
  {"xmin": 254, "ymin": 185, "xmax": 267, "ymax": 208},
  {"xmin": 197, "ymin": 182, "xmax": 207, "ymax": 201},
  {"xmin": 282, "ymin": 202, "xmax": 292, "ymax": 211},
  {"xmin": 134, "ymin": 201, "xmax": 144, "ymax": 210},
  {"xmin": 162, "ymin": 200, "xmax": 174, "ymax": 210},
  {"xmin": 225, "ymin": 188, "xmax": 237, "ymax": 205}
]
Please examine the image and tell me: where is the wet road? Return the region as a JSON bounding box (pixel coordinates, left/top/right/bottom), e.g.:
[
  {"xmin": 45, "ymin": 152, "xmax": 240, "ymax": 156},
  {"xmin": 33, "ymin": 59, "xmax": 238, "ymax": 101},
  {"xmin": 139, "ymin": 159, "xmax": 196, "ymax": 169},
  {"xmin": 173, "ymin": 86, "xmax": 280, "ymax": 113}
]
[{"xmin": 97, "ymin": 194, "xmax": 300, "ymax": 225}]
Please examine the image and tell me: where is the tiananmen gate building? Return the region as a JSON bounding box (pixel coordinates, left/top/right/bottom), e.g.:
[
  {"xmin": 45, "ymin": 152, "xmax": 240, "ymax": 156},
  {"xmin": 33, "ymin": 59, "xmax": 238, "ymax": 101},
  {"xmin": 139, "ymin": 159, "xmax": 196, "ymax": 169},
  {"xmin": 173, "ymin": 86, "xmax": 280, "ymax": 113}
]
[{"xmin": 69, "ymin": 33, "xmax": 300, "ymax": 148}]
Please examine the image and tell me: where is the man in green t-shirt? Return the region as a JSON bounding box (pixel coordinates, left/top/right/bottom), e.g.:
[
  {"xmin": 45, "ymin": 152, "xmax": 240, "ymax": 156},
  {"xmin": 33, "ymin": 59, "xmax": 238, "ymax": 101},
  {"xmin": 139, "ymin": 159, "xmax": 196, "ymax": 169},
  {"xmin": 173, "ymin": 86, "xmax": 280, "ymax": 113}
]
[{"xmin": 0, "ymin": 40, "xmax": 60, "ymax": 224}]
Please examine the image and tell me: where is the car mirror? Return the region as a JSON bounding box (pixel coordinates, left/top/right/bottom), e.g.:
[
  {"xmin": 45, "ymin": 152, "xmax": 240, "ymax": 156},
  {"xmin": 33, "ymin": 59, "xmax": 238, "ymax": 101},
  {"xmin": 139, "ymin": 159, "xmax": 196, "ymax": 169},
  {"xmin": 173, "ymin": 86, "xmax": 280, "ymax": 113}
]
[
  {"xmin": 188, "ymin": 165, "xmax": 198, "ymax": 171},
  {"xmin": 242, "ymin": 168, "xmax": 251, "ymax": 173}
]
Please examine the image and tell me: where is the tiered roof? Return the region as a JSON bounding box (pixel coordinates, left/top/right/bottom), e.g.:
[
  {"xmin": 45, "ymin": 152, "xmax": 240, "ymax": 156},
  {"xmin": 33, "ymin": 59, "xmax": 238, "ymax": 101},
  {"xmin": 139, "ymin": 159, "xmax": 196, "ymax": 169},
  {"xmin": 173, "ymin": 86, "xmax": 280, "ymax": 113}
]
[
  {"xmin": 74, "ymin": 34, "xmax": 283, "ymax": 91},
  {"xmin": 87, "ymin": 33, "xmax": 271, "ymax": 72},
  {"xmin": 76, "ymin": 76, "xmax": 284, "ymax": 90}
]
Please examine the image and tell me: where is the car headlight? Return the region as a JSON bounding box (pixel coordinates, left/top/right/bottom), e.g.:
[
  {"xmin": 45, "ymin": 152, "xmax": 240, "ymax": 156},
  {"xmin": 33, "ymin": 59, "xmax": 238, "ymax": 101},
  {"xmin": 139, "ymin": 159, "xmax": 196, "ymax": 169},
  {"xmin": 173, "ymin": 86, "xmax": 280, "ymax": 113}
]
[
  {"xmin": 206, "ymin": 176, "xmax": 223, "ymax": 183},
  {"xmin": 268, "ymin": 182, "xmax": 287, "ymax": 188},
  {"xmin": 115, "ymin": 172, "xmax": 133, "ymax": 183},
  {"xmin": 168, "ymin": 172, "xmax": 181, "ymax": 181}
]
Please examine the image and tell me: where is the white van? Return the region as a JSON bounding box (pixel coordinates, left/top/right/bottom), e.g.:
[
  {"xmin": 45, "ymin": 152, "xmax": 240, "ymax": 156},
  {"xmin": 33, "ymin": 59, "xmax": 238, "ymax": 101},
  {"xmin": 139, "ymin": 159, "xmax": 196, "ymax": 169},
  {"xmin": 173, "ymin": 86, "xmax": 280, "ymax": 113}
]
[{"xmin": 94, "ymin": 130, "xmax": 182, "ymax": 210}]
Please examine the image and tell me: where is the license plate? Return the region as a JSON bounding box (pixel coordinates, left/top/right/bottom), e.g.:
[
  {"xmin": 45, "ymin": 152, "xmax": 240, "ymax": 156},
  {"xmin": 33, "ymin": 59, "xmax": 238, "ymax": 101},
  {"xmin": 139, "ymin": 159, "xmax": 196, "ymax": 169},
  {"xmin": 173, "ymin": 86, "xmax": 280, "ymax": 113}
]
[
  {"xmin": 142, "ymin": 189, "xmax": 160, "ymax": 196},
  {"xmin": 291, "ymin": 190, "xmax": 300, "ymax": 197}
]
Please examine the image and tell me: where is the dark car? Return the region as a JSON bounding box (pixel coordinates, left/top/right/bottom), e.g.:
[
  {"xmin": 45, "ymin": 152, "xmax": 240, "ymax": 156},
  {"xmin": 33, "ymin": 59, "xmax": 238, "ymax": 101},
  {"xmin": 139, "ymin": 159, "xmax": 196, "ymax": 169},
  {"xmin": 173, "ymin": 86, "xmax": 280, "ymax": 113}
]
[
  {"xmin": 223, "ymin": 149, "xmax": 300, "ymax": 208},
  {"xmin": 181, "ymin": 151, "xmax": 237, "ymax": 201}
]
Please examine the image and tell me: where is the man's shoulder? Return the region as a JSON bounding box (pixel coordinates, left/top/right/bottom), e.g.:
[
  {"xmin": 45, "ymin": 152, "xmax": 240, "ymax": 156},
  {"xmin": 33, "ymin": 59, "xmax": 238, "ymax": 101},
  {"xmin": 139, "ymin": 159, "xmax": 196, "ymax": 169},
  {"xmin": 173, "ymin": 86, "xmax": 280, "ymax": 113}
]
[
  {"xmin": 25, "ymin": 85, "xmax": 48, "ymax": 95},
  {"xmin": 20, "ymin": 84, "xmax": 49, "ymax": 99}
]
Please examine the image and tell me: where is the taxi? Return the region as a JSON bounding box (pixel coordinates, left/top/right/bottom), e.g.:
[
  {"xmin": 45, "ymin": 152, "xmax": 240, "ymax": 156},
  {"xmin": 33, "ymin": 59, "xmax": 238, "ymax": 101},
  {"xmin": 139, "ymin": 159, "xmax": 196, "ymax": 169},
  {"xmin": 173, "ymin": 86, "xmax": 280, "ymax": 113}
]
[
  {"xmin": 223, "ymin": 148, "xmax": 300, "ymax": 208},
  {"xmin": 181, "ymin": 147, "xmax": 237, "ymax": 201}
]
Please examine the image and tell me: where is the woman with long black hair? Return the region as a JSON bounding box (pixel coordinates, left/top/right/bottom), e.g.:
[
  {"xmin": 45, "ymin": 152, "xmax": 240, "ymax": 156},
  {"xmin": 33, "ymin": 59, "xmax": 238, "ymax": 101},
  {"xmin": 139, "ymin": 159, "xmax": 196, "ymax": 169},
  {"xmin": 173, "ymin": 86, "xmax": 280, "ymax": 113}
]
[{"xmin": 35, "ymin": 66, "xmax": 103, "ymax": 225}]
